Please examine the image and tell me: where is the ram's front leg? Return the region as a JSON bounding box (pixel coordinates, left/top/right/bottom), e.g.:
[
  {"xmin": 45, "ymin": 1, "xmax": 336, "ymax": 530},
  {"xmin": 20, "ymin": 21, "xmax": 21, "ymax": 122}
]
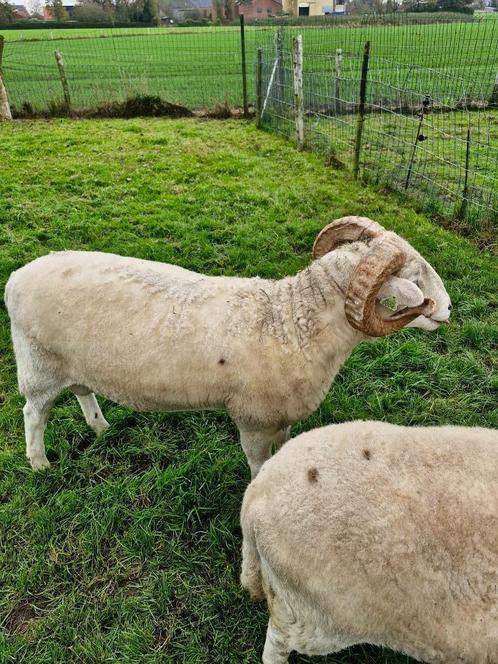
[{"xmin": 238, "ymin": 425, "xmax": 290, "ymax": 478}]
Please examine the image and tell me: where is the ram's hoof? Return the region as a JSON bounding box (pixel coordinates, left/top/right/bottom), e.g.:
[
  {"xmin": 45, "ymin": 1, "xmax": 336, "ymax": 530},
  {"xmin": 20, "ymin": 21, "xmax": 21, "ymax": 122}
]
[{"xmin": 28, "ymin": 454, "xmax": 51, "ymax": 471}]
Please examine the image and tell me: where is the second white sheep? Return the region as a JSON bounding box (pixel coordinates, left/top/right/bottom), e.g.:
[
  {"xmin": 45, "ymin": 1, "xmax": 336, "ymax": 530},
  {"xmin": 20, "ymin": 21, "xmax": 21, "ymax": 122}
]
[{"xmin": 241, "ymin": 420, "xmax": 498, "ymax": 664}]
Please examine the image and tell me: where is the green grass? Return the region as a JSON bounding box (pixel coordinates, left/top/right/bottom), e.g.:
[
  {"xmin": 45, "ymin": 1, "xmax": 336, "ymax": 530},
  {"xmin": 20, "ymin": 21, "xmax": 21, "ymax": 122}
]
[
  {"xmin": 0, "ymin": 26, "xmax": 182, "ymax": 41},
  {"xmin": 0, "ymin": 117, "xmax": 497, "ymax": 664},
  {"xmin": 2, "ymin": 18, "xmax": 498, "ymax": 112},
  {"xmin": 262, "ymin": 107, "xmax": 498, "ymax": 234}
]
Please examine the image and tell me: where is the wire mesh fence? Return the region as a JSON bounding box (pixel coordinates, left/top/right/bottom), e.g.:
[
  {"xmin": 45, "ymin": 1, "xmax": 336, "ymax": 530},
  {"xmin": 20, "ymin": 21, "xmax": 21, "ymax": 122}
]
[
  {"xmin": 1, "ymin": 15, "xmax": 497, "ymax": 229},
  {"xmin": 257, "ymin": 23, "xmax": 498, "ymax": 231},
  {"xmin": 1, "ymin": 27, "xmax": 259, "ymax": 113}
]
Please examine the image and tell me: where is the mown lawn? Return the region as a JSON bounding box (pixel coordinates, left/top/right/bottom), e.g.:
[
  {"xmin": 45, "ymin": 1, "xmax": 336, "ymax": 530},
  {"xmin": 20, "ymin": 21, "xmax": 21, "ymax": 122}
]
[{"xmin": 0, "ymin": 118, "xmax": 497, "ymax": 664}]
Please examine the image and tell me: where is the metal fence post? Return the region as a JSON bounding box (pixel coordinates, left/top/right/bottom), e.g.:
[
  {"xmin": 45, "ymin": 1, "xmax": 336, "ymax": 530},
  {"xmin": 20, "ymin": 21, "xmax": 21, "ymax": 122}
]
[
  {"xmin": 256, "ymin": 48, "xmax": 263, "ymax": 128},
  {"xmin": 0, "ymin": 35, "xmax": 12, "ymax": 121},
  {"xmin": 293, "ymin": 35, "xmax": 304, "ymax": 151},
  {"xmin": 54, "ymin": 50, "xmax": 72, "ymax": 114},
  {"xmin": 458, "ymin": 127, "xmax": 471, "ymax": 220},
  {"xmin": 405, "ymin": 94, "xmax": 431, "ymax": 191},
  {"xmin": 353, "ymin": 41, "xmax": 370, "ymax": 180},
  {"xmin": 240, "ymin": 15, "xmax": 248, "ymax": 118}
]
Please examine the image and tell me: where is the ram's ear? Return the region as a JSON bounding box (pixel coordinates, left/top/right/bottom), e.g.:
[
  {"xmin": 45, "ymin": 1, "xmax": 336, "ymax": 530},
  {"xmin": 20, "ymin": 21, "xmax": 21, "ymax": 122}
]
[{"xmin": 378, "ymin": 276, "xmax": 424, "ymax": 310}]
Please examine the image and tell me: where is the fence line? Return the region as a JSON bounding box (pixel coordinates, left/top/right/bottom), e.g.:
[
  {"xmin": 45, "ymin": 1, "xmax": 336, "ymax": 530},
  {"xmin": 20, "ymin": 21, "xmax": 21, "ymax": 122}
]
[
  {"xmin": 1, "ymin": 15, "xmax": 497, "ymax": 228},
  {"xmin": 258, "ymin": 32, "xmax": 497, "ymax": 229}
]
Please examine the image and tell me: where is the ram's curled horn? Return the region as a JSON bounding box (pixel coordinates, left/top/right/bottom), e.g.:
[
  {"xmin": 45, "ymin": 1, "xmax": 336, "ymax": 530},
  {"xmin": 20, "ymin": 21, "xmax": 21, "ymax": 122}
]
[
  {"xmin": 312, "ymin": 216, "xmax": 386, "ymax": 259},
  {"xmin": 345, "ymin": 235, "xmax": 436, "ymax": 337}
]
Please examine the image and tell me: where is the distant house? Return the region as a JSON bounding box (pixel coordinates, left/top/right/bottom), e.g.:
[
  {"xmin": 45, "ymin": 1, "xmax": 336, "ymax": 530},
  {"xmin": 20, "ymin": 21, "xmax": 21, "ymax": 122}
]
[
  {"xmin": 238, "ymin": 0, "xmax": 282, "ymax": 18},
  {"xmin": 12, "ymin": 4, "xmax": 31, "ymax": 18},
  {"xmin": 164, "ymin": 0, "xmax": 215, "ymax": 20},
  {"xmin": 193, "ymin": 0, "xmax": 213, "ymax": 16},
  {"xmin": 283, "ymin": 0, "xmax": 346, "ymax": 13}
]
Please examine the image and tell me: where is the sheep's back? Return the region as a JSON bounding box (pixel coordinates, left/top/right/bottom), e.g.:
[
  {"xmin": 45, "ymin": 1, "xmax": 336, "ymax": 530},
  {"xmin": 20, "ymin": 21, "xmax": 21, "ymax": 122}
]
[
  {"xmin": 246, "ymin": 421, "xmax": 498, "ymax": 660},
  {"xmin": 5, "ymin": 251, "xmax": 265, "ymax": 410}
]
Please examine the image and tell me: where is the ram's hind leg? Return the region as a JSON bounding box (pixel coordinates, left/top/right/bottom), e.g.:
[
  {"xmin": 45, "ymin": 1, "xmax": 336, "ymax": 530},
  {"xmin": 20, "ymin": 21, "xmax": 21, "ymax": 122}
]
[
  {"xmin": 23, "ymin": 398, "xmax": 55, "ymax": 470},
  {"xmin": 11, "ymin": 324, "xmax": 64, "ymax": 470},
  {"xmin": 72, "ymin": 386, "xmax": 109, "ymax": 435}
]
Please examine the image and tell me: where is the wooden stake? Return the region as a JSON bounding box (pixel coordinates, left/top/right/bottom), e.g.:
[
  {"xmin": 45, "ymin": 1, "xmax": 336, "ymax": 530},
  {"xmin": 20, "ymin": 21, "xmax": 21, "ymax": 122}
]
[
  {"xmin": 293, "ymin": 35, "xmax": 304, "ymax": 151},
  {"xmin": 353, "ymin": 41, "xmax": 370, "ymax": 180},
  {"xmin": 334, "ymin": 48, "xmax": 342, "ymax": 115},
  {"xmin": 490, "ymin": 70, "xmax": 498, "ymax": 107},
  {"xmin": 239, "ymin": 15, "xmax": 248, "ymax": 118},
  {"xmin": 54, "ymin": 50, "xmax": 72, "ymax": 114},
  {"xmin": 276, "ymin": 29, "xmax": 284, "ymax": 110},
  {"xmin": 256, "ymin": 48, "xmax": 263, "ymax": 127},
  {"xmin": 0, "ymin": 36, "xmax": 12, "ymax": 121}
]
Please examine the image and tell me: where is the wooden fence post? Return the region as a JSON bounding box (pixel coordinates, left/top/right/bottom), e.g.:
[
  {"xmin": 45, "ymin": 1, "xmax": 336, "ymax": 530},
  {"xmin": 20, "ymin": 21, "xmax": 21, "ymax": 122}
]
[
  {"xmin": 0, "ymin": 36, "xmax": 12, "ymax": 121},
  {"xmin": 490, "ymin": 70, "xmax": 498, "ymax": 107},
  {"xmin": 54, "ymin": 50, "xmax": 72, "ymax": 114},
  {"xmin": 239, "ymin": 15, "xmax": 248, "ymax": 118},
  {"xmin": 353, "ymin": 41, "xmax": 370, "ymax": 180},
  {"xmin": 276, "ymin": 28, "xmax": 285, "ymax": 109},
  {"xmin": 334, "ymin": 48, "xmax": 342, "ymax": 115},
  {"xmin": 293, "ymin": 35, "xmax": 304, "ymax": 151},
  {"xmin": 256, "ymin": 48, "xmax": 263, "ymax": 128}
]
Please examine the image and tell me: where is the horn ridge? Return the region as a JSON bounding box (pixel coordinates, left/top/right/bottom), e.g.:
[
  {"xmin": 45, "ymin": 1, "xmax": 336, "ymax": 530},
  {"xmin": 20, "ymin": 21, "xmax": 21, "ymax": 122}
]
[
  {"xmin": 344, "ymin": 237, "xmax": 435, "ymax": 337},
  {"xmin": 312, "ymin": 216, "xmax": 385, "ymax": 260}
]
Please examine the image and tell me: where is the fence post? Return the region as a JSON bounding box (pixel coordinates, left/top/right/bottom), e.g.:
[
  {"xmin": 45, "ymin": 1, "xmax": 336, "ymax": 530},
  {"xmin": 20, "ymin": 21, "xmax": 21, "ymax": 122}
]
[
  {"xmin": 490, "ymin": 70, "xmax": 498, "ymax": 107},
  {"xmin": 405, "ymin": 94, "xmax": 431, "ymax": 191},
  {"xmin": 0, "ymin": 35, "xmax": 12, "ymax": 121},
  {"xmin": 239, "ymin": 15, "xmax": 248, "ymax": 118},
  {"xmin": 54, "ymin": 50, "xmax": 72, "ymax": 114},
  {"xmin": 353, "ymin": 41, "xmax": 370, "ymax": 180},
  {"xmin": 256, "ymin": 48, "xmax": 263, "ymax": 128},
  {"xmin": 458, "ymin": 127, "xmax": 471, "ymax": 220},
  {"xmin": 293, "ymin": 35, "xmax": 304, "ymax": 151},
  {"xmin": 276, "ymin": 28, "xmax": 284, "ymax": 110},
  {"xmin": 334, "ymin": 48, "xmax": 342, "ymax": 115}
]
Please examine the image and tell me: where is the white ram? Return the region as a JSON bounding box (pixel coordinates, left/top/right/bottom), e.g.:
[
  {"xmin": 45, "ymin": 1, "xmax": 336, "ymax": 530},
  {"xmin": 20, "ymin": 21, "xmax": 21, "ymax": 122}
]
[{"xmin": 4, "ymin": 217, "xmax": 450, "ymax": 473}]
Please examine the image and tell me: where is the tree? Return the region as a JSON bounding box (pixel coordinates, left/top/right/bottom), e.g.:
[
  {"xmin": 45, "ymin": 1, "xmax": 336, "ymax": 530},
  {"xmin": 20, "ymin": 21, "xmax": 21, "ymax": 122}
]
[
  {"xmin": 0, "ymin": 1, "xmax": 16, "ymax": 22},
  {"xmin": 127, "ymin": 0, "xmax": 159, "ymax": 23},
  {"xmin": 30, "ymin": 0, "xmax": 44, "ymax": 15},
  {"xmin": 49, "ymin": 0, "xmax": 69, "ymax": 20},
  {"xmin": 141, "ymin": 0, "xmax": 159, "ymax": 23},
  {"xmin": 73, "ymin": 2, "xmax": 110, "ymax": 21}
]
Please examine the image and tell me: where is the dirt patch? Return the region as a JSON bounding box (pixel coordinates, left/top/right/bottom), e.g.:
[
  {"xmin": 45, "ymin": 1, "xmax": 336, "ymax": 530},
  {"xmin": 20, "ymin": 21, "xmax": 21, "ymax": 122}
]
[
  {"xmin": 4, "ymin": 598, "xmax": 47, "ymax": 634},
  {"xmin": 11, "ymin": 95, "xmax": 256, "ymax": 121}
]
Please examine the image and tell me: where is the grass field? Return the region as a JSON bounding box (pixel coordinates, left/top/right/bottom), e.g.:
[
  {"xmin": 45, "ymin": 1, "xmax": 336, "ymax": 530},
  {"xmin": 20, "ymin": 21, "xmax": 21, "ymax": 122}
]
[
  {"xmin": 261, "ymin": 104, "xmax": 498, "ymax": 233},
  {"xmin": 1, "ymin": 117, "xmax": 497, "ymax": 663},
  {"xmin": 2, "ymin": 18, "xmax": 498, "ymax": 112}
]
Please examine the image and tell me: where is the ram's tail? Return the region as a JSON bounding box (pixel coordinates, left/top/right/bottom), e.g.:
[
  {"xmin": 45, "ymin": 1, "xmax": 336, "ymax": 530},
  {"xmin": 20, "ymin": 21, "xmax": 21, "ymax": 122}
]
[{"xmin": 240, "ymin": 497, "xmax": 265, "ymax": 602}]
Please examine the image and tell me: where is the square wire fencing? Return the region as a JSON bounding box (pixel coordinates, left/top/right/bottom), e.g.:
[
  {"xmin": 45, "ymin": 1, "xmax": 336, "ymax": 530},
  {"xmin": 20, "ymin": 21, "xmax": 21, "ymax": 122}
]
[
  {"xmin": 0, "ymin": 23, "xmax": 278, "ymax": 115},
  {"xmin": 256, "ymin": 24, "xmax": 498, "ymax": 231},
  {"xmin": 0, "ymin": 15, "xmax": 497, "ymax": 229}
]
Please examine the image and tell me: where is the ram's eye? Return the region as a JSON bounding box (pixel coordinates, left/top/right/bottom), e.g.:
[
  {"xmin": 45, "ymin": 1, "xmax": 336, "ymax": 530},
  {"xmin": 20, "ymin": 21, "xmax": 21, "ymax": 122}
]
[{"xmin": 380, "ymin": 296, "xmax": 397, "ymax": 311}]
